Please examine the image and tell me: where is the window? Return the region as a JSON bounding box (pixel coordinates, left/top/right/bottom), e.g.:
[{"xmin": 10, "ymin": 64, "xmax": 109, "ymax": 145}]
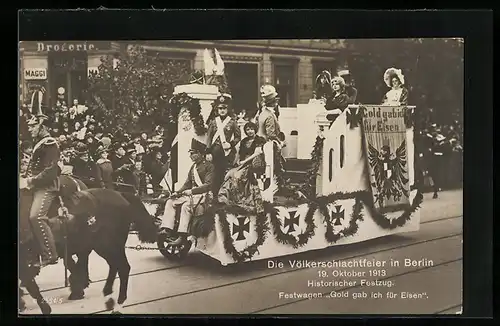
[
  {"xmin": 273, "ymin": 64, "xmax": 296, "ymax": 107},
  {"xmin": 340, "ymin": 135, "xmax": 345, "ymax": 168},
  {"xmin": 312, "ymin": 61, "xmax": 337, "ymax": 86},
  {"xmin": 329, "ymin": 148, "xmax": 334, "ymax": 182},
  {"xmin": 48, "ymin": 51, "xmax": 88, "ymax": 108}
]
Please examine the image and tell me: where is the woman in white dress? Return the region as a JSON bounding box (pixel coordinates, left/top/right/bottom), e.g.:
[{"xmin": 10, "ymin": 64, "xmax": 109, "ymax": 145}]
[{"xmin": 382, "ymin": 68, "xmax": 409, "ymax": 105}]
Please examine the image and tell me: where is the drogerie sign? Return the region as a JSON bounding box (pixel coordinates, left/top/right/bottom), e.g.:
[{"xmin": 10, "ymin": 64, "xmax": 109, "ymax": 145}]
[
  {"xmin": 19, "ymin": 41, "xmax": 113, "ymax": 52},
  {"xmin": 37, "ymin": 42, "xmax": 97, "ymax": 52}
]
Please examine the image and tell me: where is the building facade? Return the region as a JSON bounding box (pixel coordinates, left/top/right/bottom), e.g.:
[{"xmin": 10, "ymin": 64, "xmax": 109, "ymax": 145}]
[
  {"xmin": 19, "ymin": 40, "xmax": 351, "ymax": 112},
  {"xmin": 19, "ymin": 41, "xmax": 120, "ymax": 110}
]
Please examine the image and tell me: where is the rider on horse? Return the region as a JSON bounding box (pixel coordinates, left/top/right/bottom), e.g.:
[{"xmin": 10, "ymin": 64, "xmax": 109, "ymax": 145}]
[{"xmin": 24, "ymin": 113, "xmax": 61, "ymax": 267}]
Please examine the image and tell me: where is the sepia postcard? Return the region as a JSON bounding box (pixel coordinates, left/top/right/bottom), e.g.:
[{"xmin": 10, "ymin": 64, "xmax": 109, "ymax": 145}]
[{"xmin": 18, "ymin": 38, "xmax": 463, "ymax": 315}]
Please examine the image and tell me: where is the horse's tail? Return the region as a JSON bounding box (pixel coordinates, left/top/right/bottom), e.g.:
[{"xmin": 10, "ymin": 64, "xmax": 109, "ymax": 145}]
[{"xmin": 120, "ymin": 192, "xmax": 158, "ymax": 244}]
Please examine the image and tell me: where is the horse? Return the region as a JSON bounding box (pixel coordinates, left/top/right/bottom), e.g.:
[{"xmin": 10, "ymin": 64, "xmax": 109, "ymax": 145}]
[{"xmin": 19, "ymin": 175, "xmax": 159, "ymax": 314}]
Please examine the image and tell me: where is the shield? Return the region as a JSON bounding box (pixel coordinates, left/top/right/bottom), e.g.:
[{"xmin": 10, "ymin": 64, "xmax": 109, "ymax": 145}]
[
  {"xmin": 226, "ymin": 213, "xmax": 258, "ymax": 253},
  {"xmin": 273, "ymin": 204, "xmax": 309, "ymax": 237},
  {"xmin": 255, "ymin": 172, "xmax": 271, "ymax": 192}
]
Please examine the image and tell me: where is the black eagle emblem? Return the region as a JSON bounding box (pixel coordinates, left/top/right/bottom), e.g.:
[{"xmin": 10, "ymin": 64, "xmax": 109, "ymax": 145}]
[{"xmin": 367, "ymin": 140, "xmax": 409, "ymax": 206}]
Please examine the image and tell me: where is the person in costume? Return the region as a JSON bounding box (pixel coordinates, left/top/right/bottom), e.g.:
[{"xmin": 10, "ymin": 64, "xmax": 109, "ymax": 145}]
[
  {"xmin": 256, "ymin": 85, "xmax": 286, "ymax": 193},
  {"xmin": 338, "ymin": 69, "xmax": 358, "ymax": 104},
  {"xmin": 254, "ymin": 84, "xmax": 281, "ymax": 123},
  {"xmin": 205, "ymin": 93, "xmax": 241, "ymax": 194},
  {"xmin": 382, "ymin": 68, "xmax": 409, "ymax": 106},
  {"xmin": 314, "ymin": 70, "xmax": 333, "ymax": 101},
  {"xmin": 23, "ymin": 114, "xmax": 61, "ymax": 267},
  {"xmin": 325, "ymin": 76, "xmax": 350, "ymax": 114},
  {"xmin": 217, "ymin": 122, "xmax": 266, "ymax": 214},
  {"xmin": 257, "ymin": 86, "xmax": 281, "ymax": 142},
  {"xmin": 158, "ymin": 139, "xmax": 215, "ymax": 245}
]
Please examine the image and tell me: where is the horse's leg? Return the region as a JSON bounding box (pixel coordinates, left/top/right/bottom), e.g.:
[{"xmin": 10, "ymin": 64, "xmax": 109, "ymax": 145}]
[
  {"xmin": 18, "ymin": 285, "xmax": 26, "ymax": 312},
  {"xmin": 95, "ymin": 249, "xmax": 119, "ymax": 312},
  {"xmin": 66, "ymin": 255, "xmax": 85, "ymax": 300},
  {"xmin": 113, "ymin": 247, "xmax": 131, "ymax": 314},
  {"xmin": 20, "ymin": 276, "xmax": 52, "ymax": 314},
  {"xmin": 78, "ymin": 251, "xmax": 92, "ymax": 288}
]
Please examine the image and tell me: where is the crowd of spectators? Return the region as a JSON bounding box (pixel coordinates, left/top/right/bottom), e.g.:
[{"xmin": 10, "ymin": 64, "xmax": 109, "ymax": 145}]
[{"xmin": 19, "ymin": 99, "xmax": 171, "ymax": 197}]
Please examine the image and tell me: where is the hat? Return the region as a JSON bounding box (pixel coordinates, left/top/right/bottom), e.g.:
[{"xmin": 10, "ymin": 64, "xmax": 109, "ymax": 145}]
[
  {"xmin": 75, "ymin": 143, "xmax": 88, "ymax": 155},
  {"xmin": 383, "ymin": 67, "xmax": 405, "ymax": 87},
  {"xmin": 214, "ymin": 93, "xmax": 232, "ymax": 107},
  {"xmin": 37, "ymin": 113, "xmax": 49, "ymax": 122},
  {"xmin": 315, "ymin": 70, "xmax": 333, "ymax": 85},
  {"xmin": 260, "ymin": 85, "xmax": 279, "ymax": 105},
  {"xmin": 189, "ymin": 138, "xmax": 206, "ymax": 153},
  {"xmin": 85, "ymin": 132, "xmax": 94, "ymax": 139},
  {"xmin": 26, "ymin": 115, "xmax": 38, "ymax": 126}
]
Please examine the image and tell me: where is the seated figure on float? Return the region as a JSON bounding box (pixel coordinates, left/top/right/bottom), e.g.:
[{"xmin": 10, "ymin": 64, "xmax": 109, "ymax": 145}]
[
  {"xmin": 158, "ymin": 139, "xmax": 215, "ymax": 245},
  {"xmin": 217, "ymin": 121, "xmax": 267, "ymax": 213}
]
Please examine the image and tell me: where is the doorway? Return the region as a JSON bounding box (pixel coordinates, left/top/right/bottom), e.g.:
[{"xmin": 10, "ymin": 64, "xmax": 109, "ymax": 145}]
[
  {"xmin": 224, "ymin": 63, "xmax": 259, "ymax": 115},
  {"xmin": 48, "ymin": 52, "xmax": 88, "ymax": 108}
]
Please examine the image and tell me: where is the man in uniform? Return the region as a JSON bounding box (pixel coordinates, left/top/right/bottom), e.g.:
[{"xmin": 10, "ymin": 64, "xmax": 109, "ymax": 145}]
[
  {"xmin": 24, "ymin": 114, "xmax": 61, "ymax": 267},
  {"xmin": 205, "ymin": 93, "xmax": 241, "ymax": 193},
  {"xmin": 158, "ymin": 139, "xmax": 214, "ymax": 245}
]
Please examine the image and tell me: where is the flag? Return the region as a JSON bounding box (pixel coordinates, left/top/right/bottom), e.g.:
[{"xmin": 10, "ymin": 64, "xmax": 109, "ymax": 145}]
[
  {"xmin": 362, "ymin": 105, "xmax": 411, "ymax": 213},
  {"xmin": 213, "ymin": 48, "xmax": 225, "ymax": 76}
]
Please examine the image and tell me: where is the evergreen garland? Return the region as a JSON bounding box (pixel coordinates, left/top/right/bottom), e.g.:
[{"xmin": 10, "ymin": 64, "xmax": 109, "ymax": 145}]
[
  {"xmin": 168, "ymin": 92, "xmax": 207, "ymax": 136},
  {"xmin": 300, "ymin": 136, "xmax": 325, "ymax": 198},
  {"xmin": 360, "ymin": 189, "xmax": 423, "ymax": 229},
  {"xmin": 318, "ymin": 196, "xmax": 364, "ymax": 243},
  {"xmin": 216, "ymin": 204, "xmax": 270, "ymax": 263},
  {"xmin": 266, "ymin": 202, "xmax": 317, "ymax": 249}
]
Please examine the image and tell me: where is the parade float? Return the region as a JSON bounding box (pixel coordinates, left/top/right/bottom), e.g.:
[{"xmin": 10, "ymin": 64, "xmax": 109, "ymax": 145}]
[
  {"xmin": 142, "ymin": 93, "xmax": 421, "ymax": 265},
  {"xmin": 141, "ymin": 52, "xmax": 422, "ymax": 265}
]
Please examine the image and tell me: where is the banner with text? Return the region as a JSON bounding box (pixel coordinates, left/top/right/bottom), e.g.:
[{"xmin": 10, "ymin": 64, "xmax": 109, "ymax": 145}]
[{"xmin": 362, "ymin": 106, "xmax": 410, "ymax": 213}]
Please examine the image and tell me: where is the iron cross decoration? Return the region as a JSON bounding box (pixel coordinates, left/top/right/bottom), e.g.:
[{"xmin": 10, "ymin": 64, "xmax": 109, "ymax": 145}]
[
  {"xmin": 232, "ymin": 216, "xmax": 250, "ymax": 241},
  {"xmin": 284, "ymin": 210, "xmax": 299, "ymax": 233},
  {"xmin": 331, "ymin": 205, "xmax": 345, "ymax": 226}
]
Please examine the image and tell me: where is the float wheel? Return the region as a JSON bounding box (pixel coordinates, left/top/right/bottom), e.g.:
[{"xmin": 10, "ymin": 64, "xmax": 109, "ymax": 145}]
[{"xmin": 157, "ymin": 235, "xmax": 192, "ymax": 261}]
